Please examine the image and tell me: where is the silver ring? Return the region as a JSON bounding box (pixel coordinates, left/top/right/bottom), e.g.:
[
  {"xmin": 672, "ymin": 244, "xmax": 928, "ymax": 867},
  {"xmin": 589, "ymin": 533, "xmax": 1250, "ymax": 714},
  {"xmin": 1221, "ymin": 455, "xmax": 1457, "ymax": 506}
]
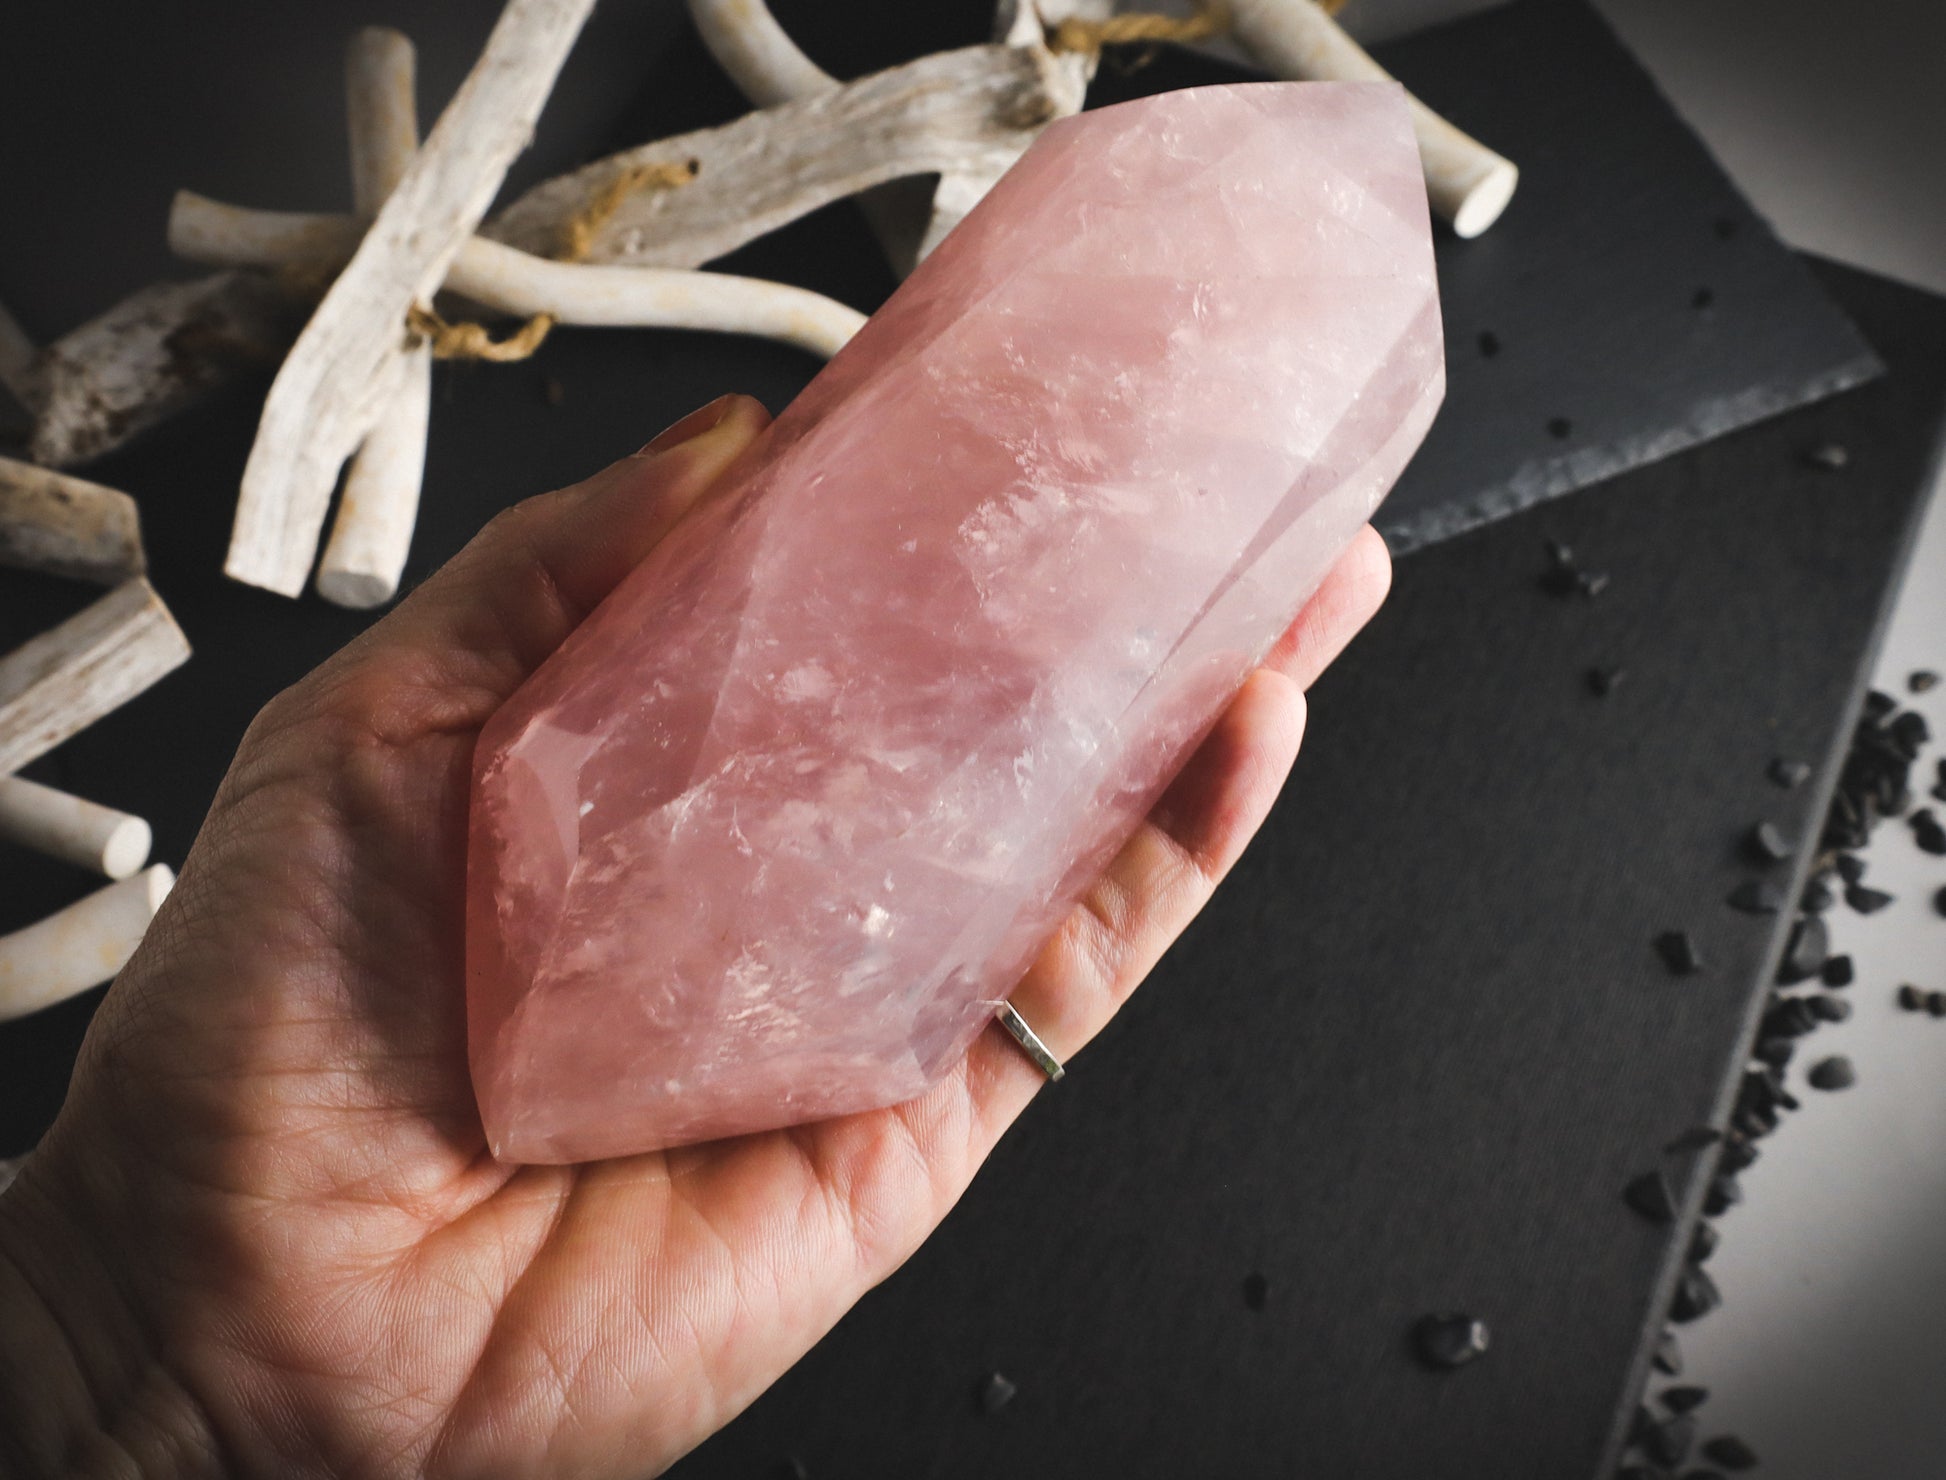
[{"xmin": 995, "ymin": 1002, "xmax": 1065, "ymax": 1081}]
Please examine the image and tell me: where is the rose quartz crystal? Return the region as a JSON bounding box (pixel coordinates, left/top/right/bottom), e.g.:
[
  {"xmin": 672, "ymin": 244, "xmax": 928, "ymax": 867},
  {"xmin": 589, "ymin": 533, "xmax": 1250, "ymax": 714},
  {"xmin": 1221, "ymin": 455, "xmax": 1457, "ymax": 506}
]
[{"xmin": 468, "ymin": 81, "xmax": 1444, "ymax": 1162}]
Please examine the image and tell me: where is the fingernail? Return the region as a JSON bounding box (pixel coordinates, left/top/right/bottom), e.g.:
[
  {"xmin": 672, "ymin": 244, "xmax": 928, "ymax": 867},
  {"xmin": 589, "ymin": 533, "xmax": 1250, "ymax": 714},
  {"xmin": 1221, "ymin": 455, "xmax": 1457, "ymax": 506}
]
[{"xmin": 639, "ymin": 395, "xmax": 738, "ymax": 456}]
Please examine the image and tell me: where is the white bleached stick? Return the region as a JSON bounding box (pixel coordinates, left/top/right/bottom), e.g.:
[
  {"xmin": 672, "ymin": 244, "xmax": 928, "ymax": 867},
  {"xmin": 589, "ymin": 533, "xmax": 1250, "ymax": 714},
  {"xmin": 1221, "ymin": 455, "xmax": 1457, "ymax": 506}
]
[
  {"xmin": 227, "ymin": 0, "xmax": 597, "ymax": 598},
  {"xmin": 0, "ymin": 777, "xmax": 151, "ymax": 879},
  {"xmin": 317, "ymin": 26, "xmax": 433, "ymax": 610},
  {"xmin": 683, "ymin": 0, "xmax": 1086, "ymax": 272},
  {"xmin": 171, "ymin": 203, "xmax": 866, "ymax": 360},
  {"xmin": 26, "ymin": 273, "xmax": 297, "ymax": 469},
  {"xmin": 0, "ymin": 456, "xmax": 145, "ymax": 585},
  {"xmin": 0, "ymin": 579, "xmax": 191, "ymax": 777},
  {"xmin": 446, "ymin": 238, "xmax": 865, "ymax": 358},
  {"xmin": 0, "ymin": 864, "xmax": 173, "ymax": 1023},
  {"xmin": 1224, "ymin": 0, "xmax": 1517, "ymax": 237}
]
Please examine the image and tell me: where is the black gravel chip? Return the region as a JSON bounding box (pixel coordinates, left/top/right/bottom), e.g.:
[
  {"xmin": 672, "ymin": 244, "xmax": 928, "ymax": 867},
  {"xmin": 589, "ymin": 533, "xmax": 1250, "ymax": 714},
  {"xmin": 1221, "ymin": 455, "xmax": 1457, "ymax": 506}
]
[
  {"xmin": 1800, "ymin": 878, "xmax": 1835, "ymax": 913},
  {"xmin": 1664, "ymin": 1126, "xmax": 1722, "ymax": 1155},
  {"xmin": 1641, "ymin": 1413, "xmax": 1698, "ymax": 1469},
  {"xmin": 1810, "ymin": 994, "xmax": 1851, "ymax": 1023},
  {"xmin": 1718, "ymin": 1137, "xmax": 1759, "ymax": 1174},
  {"xmin": 1928, "ymin": 991, "xmax": 1946, "ymax": 1019},
  {"xmin": 1687, "ymin": 1223, "xmax": 1719, "ymax": 1266},
  {"xmin": 1662, "ymin": 1385, "xmax": 1710, "ymax": 1414},
  {"xmin": 1802, "ymin": 440, "xmax": 1850, "ymax": 470},
  {"xmin": 1727, "ymin": 880, "xmax": 1786, "ymax": 915},
  {"xmin": 1670, "ymin": 1266, "xmax": 1722, "ymax": 1324},
  {"xmin": 1836, "ymin": 853, "xmax": 1867, "ymax": 885},
  {"xmin": 1915, "ymin": 670, "xmax": 1942, "ymax": 693},
  {"xmin": 1743, "ymin": 821, "xmax": 1794, "ymax": 864},
  {"xmin": 1915, "ymin": 815, "xmax": 1946, "ymax": 856},
  {"xmin": 1898, "ymin": 983, "xmax": 1925, "ymax": 1011},
  {"xmin": 1656, "ymin": 930, "xmax": 1705, "ymax": 975},
  {"xmin": 1935, "ymin": 885, "xmax": 1946, "ymax": 918},
  {"xmin": 1891, "ymin": 710, "xmax": 1931, "ymax": 757},
  {"xmin": 1768, "ymin": 757, "xmax": 1812, "ymax": 788},
  {"xmin": 1413, "ymin": 1313, "xmax": 1490, "ymax": 1370},
  {"xmin": 1847, "ymin": 884, "xmax": 1895, "ymax": 914},
  {"xmin": 1807, "ymin": 1056, "xmax": 1857, "ymax": 1091},
  {"xmin": 979, "ymin": 1372, "xmax": 1018, "ymax": 1415},
  {"xmin": 1777, "ymin": 914, "xmax": 1829, "ymax": 982},
  {"xmin": 1242, "ymin": 1272, "xmax": 1268, "ymax": 1311},
  {"xmin": 1586, "ymin": 664, "xmax": 1627, "ymax": 696},
  {"xmin": 1703, "ymin": 1175, "xmax": 1742, "ymax": 1216},
  {"xmin": 1625, "ymin": 1171, "xmax": 1680, "ymax": 1223},
  {"xmin": 1653, "ymin": 1329, "xmax": 1683, "ymax": 1376},
  {"xmin": 1701, "ymin": 1435, "xmax": 1759, "ymax": 1470},
  {"xmin": 1820, "ymin": 954, "xmax": 1855, "ymax": 987},
  {"xmin": 1864, "ymin": 689, "xmax": 1898, "ymax": 721},
  {"xmin": 1753, "ymin": 1037, "xmax": 1795, "ymax": 1068}
]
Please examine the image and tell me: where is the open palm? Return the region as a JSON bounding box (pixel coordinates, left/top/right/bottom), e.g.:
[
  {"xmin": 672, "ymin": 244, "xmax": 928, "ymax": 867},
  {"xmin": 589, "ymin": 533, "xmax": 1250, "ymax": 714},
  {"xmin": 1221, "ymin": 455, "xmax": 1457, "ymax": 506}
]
[{"xmin": 0, "ymin": 396, "xmax": 1391, "ymax": 1478}]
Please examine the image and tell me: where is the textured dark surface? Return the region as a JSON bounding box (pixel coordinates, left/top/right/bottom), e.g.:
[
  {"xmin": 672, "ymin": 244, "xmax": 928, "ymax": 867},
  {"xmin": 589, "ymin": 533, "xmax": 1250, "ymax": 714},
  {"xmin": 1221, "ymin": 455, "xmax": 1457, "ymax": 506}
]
[
  {"xmin": 1088, "ymin": 0, "xmax": 1883, "ymax": 551},
  {"xmin": 661, "ymin": 262, "xmax": 1945, "ymax": 1480}
]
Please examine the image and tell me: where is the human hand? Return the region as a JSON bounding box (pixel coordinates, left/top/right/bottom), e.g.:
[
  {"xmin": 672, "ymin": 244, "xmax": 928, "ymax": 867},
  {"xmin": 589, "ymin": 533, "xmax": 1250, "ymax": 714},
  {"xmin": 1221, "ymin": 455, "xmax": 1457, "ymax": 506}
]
[{"xmin": 0, "ymin": 394, "xmax": 1391, "ymax": 1478}]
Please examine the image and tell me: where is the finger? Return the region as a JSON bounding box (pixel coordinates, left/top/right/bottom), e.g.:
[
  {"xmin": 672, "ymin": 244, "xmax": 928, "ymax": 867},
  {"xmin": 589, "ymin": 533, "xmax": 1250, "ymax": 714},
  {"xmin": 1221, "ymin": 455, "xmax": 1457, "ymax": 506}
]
[
  {"xmin": 1261, "ymin": 524, "xmax": 1394, "ymax": 690},
  {"xmin": 969, "ymin": 667, "xmax": 1310, "ymax": 1131},
  {"xmin": 307, "ymin": 394, "xmax": 771, "ymax": 720}
]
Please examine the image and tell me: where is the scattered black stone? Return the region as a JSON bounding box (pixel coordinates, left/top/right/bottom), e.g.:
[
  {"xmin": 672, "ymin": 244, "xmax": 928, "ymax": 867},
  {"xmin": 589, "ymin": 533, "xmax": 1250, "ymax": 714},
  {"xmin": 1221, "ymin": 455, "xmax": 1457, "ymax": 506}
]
[
  {"xmin": 1587, "ymin": 664, "xmax": 1627, "ymax": 697},
  {"xmin": 1777, "ymin": 914, "xmax": 1829, "ymax": 982},
  {"xmin": 1810, "ymin": 994, "xmax": 1851, "ymax": 1024},
  {"xmin": 1670, "ymin": 1266, "xmax": 1722, "ymax": 1324},
  {"xmin": 1662, "ymin": 1385, "xmax": 1710, "ymax": 1414},
  {"xmin": 1759, "ymin": 996, "xmax": 1819, "ymax": 1039},
  {"xmin": 1701, "ymin": 1435, "xmax": 1759, "ymax": 1471},
  {"xmin": 1864, "ymin": 690, "xmax": 1898, "ymax": 722},
  {"xmin": 1914, "ymin": 812, "xmax": 1946, "ymax": 856},
  {"xmin": 1625, "ymin": 1171, "xmax": 1679, "ymax": 1223},
  {"xmin": 1653, "ymin": 1329, "xmax": 1683, "ymax": 1376},
  {"xmin": 1767, "ymin": 757, "xmax": 1812, "ymax": 788},
  {"xmin": 1891, "ymin": 710, "xmax": 1931, "ymax": 757},
  {"xmin": 1898, "ymin": 984, "xmax": 1925, "ymax": 1011},
  {"xmin": 1752, "ymin": 1037, "xmax": 1795, "ymax": 1069},
  {"xmin": 1836, "ymin": 853, "xmax": 1867, "ymax": 885},
  {"xmin": 1726, "ymin": 880, "xmax": 1786, "ymax": 915},
  {"xmin": 1656, "ymin": 930, "xmax": 1705, "ymax": 975},
  {"xmin": 1846, "ymin": 884, "xmax": 1895, "ymax": 914},
  {"xmin": 1718, "ymin": 1137, "xmax": 1759, "ymax": 1174},
  {"xmin": 1242, "ymin": 1272, "xmax": 1268, "ymax": 1312},
  {"xmin": 979, "ymin": 1372, "xmax": 1018, "ymax": 1415},
  {"xmin": 1807, "ymin": 1056, "xmax": 1857, "ymax": 1092},
  {"xmin": 1929, "ymin": 991, "xmax": 1946, "ymax": 1020},
  {"xmin": 1912, "ymin": 669, "xmax": 1940, "ymax": 694},
  {"xmin": 1820, "ymin": 953, "xmax": 1855, "ymax": 987},
  {"xmin": 1478, "ymin": 329, "xmax": 1502, "ymax": 358},
  {"xmin": 1743, "ymin": 821, "xmax": 1794, "ymax": 865},
  {"xmin": 1800, "ymin": 877, "xmax": 1835, "ymax": 914},
  {"xmin": 1641, "ymin": 1412, "xmax": 1698, "ymax": 1469},
  {"xmin": 1936, "ymin": 885, "xmax": 1946, "ymax": 919},
  {"xmin": 1802, "ymin": 440, "xmax": 1850, "ymax": 470},
  {"xmin": 1687, "ymin": 1223, "xmax": 1719, "ymax": 1266},
  {"xmin": 1703, "ymin": 1175, "xmax": 1742, "ymax": 1217},
  {"xmin": 1664, "ymin": 1126, "xmax": 1722, "ymax": 1155},
  {"xmin": 1414, "ymin": 1313, "xmax": 1490, "ymax": 1370}
]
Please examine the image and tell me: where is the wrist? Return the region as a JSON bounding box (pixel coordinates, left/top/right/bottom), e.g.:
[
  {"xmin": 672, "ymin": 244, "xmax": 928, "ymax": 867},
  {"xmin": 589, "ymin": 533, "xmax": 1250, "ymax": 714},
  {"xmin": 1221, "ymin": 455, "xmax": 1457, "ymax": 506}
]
[{"xmin": 0, "ymin": 1150, "xmax": 225, "ymax": 1479}]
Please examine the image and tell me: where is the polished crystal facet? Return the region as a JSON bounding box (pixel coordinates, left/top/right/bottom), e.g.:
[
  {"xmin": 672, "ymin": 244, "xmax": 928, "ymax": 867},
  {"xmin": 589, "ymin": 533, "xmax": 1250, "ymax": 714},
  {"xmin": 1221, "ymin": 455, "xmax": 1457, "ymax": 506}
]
[{"xmin": 467, "ymin": 81, "xmax": 1445, "ymax": 1162}]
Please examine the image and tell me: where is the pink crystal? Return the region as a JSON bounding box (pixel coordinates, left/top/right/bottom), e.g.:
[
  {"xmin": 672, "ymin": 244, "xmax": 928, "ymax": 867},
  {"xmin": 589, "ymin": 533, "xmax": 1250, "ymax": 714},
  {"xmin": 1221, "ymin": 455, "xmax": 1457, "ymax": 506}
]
[{"xmin": 467, "ymin": 81, "xmax": 1444, "ymax": 1162}]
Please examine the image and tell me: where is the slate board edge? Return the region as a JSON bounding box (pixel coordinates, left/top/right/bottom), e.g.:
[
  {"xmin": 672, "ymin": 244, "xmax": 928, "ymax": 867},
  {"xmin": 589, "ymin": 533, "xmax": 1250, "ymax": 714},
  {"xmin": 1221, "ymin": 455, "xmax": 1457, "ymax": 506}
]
[{"xmin": 1595, "ymin": 255, "xmax": 1946, "ymax": 1479}]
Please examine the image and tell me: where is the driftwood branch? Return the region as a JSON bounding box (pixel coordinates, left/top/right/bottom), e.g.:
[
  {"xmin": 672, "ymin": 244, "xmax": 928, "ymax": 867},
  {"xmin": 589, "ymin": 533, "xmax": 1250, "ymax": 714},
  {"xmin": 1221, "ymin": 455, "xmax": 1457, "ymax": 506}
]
[
  {"xmin": 318, "ymin": 26, "xmax": 434, "ymax": 610},
  {"xmin": 0, "ymin": 863, "xmax": 173, "ymax": 1023},
  {"xmin": 0, "ymin": 776, "xmax": 151, "ymax": 879},
  {"xmin": 0, "ymin": 579, "xmax": 191, "ymax": 776},
  {"xmin": 0, "ymin": 456, "xmax": 145, "ymax": 585},
  {"xmin": 227, "ymin": 0, "xmax": 598, "ymax": 597},
  {"xmin": 1226, "ymin": 0, "xmax": 1517, "ymax": 236},
  {"xmin": 23, "ymin": 274, "xmax": 300, "ymax": 469}
]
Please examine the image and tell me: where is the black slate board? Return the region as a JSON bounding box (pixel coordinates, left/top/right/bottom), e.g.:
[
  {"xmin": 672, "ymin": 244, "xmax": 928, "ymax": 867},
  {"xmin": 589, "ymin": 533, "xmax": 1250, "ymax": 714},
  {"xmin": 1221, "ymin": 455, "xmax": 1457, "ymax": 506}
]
[
  {"xmin": 1086, "ymin": 0, "xmax": 1883, "ymax": 552},
  {"xmin": 661, "ymin": 261, "xmax": 1945, "ymax": 1480}
]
